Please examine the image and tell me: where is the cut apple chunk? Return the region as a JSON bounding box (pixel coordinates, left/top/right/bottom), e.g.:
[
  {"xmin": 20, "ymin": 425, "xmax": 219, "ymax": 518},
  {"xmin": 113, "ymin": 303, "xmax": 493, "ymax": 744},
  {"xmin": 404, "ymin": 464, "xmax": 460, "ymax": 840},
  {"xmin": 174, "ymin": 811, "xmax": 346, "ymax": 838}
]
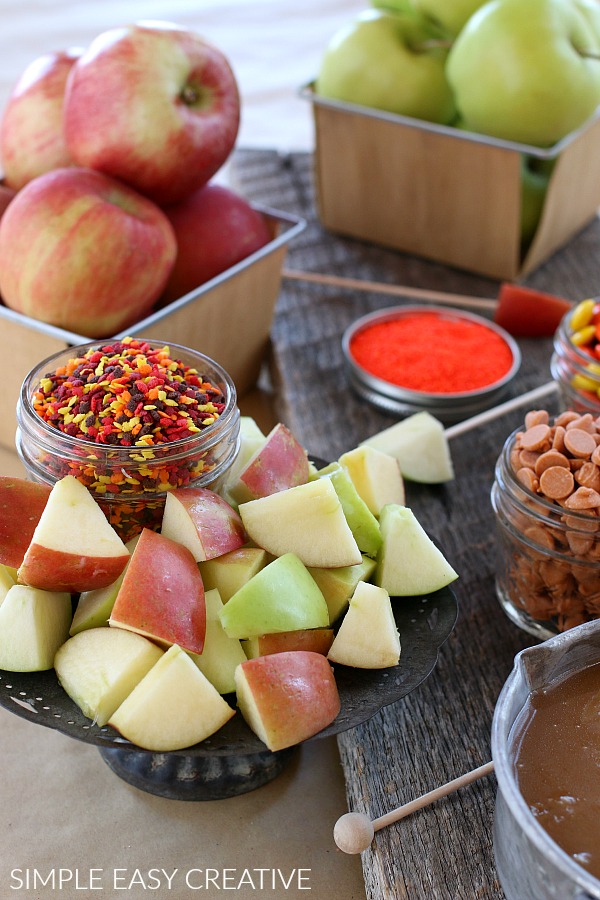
[
  {"xmin": 55, "ymin": 626, "xmax": 164, "ymax": 725},
  {"xmin": 242, "ymin": 627, "xmax": 335, "ymax": 659},
  {"xmin": 307, "ymin": 555, "xmax": 377, "ymax": 624},
  {"xmin": 0, "ymin": 475, "xmax": 51, "ymax": 569},
  {"xmin": 227, "ymin": 422, "xmax": 310, "ymax": 504},
  {"xmin": 327, "ymin": 581, "xmax": 400, "ymax": 668},
  {"xmin": 361, "ymin": 412, "xmax": 454, "ymax": 484},
  {"xmin": 218, "ymin": 416, "xmax": 267, "ymax": 507},
  {"xmin": 160, "ymin": 487, "xmax": 247, "ymax": 562},
  {"xmin": 0, "ymin": 584, "xmax": 72, "ymax": 671},
  {"xmin": 109, "ymin": 528, "xmax": 206, "ymax": 654},
  {"xmin": 188, "ymin": 589, "xmax": 247, "ymax": 694},
  {"xmin": 314, "ymin": 462, "xmax": 382, "ymax": 557},
  {"xmin": 338, "ymin": 445, "xmax": 405, "ymax": 516},
  {"xmin": 198, "ymin": 546, "xmax": 270, "ymax": 603},
  {"xmin": 234, "ymin": 650, "xmax": 341, "ymax": 751},
  {"xmin": 108, "ymin": 644, "xmax": 235, "ymax": 752},
  {"xmin": 17, "ymin": 474, "xmax": 130, "ymax": 593},
  {"xmin": 239, "ymin": 478, "xmax": 362, "ymax": 568},
  {"xmin": 219, "ymin": 552, "xmax": 329, "ymax": 639},
  {"xmin": 375, "ymin": 504, "xmax": 459, "ymax": 596}
]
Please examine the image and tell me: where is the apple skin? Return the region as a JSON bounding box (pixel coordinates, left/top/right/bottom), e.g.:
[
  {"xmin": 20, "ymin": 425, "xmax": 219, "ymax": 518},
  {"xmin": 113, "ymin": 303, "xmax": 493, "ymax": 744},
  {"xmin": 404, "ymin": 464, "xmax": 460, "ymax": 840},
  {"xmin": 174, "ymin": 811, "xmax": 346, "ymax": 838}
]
[
  {"xmin": 161, "ymin": 184, "xmax": 272, "ymax": 303},
  {"xmin": 0, "ymin": 184, "xmax": 16, "ymax": 219},
  {"xmin": 229, "ymin": 422, "xmax": 310, "ymax": 504},
  {"xmin": 316, "ymin": 8, "xmax": 456, "ymax": 125},
  {"xmin": 161, "ymin": 486, "xmax": 247, "ymax": 562},
  {"xmin": 0, "ymin": 476, "xmax": 51, "ymax": 570},
  {"xmin": 0, "ymin": 167, "xmax": 177, "ymax": 336},
  {"xmin": 413, "ymin": 0, "xmax": 489, "ymax": 36},
  {"xmin": 0, "ymin": 48, "xmax": 81, "ymax": 191},
  {"xmin": 63, "ymin": 21, "xmax": 240, "ymax": 206},
  {"xmin": 243, "ymin": 628, "xmax": 335, "ymax": 659},
  {"xmin": 446, "ymin": 0, "xmax": 600, "ymax": 146}
]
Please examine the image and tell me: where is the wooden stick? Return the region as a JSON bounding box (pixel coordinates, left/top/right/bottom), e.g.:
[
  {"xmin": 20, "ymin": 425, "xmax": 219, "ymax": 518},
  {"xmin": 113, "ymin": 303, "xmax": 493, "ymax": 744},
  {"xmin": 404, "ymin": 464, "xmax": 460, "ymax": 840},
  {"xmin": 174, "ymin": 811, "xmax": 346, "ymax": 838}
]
[
  {"xmin": 282, "ymin": 268, "xmax": 498, "ymax": 313},
  {"xmin": 333, "ymin": 761, "xmax": 495, "ymax": 855},
  {"xmin": 445, "ymin": 380, "xmax": 559, "ymax": 441}
]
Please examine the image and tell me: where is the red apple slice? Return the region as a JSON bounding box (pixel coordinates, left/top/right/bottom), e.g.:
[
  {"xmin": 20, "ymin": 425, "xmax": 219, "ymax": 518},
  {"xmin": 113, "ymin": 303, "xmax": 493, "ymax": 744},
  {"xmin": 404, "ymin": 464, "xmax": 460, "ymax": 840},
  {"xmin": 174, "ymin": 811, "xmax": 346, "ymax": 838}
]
[
  {"xmin": 0, "ymin": 476, "xmax": 51, "ymax": 569},
  {"xmin": 228, "ymin": 422, "xmax": 310, "ymax": 504},
  {"xmin": 494, "ymin": 283, "xmax": 571, "ymax": 338},
  {"xmin": 160, "ymin": 486, "xmax": 247, "ymax": 562},
  {"xmin": 243, "ymin": 628, "xmax": 335, "ymax": 659},
  {"xmin": 109, "ymin": 528, "xmax": 206, "ymax": 654}
]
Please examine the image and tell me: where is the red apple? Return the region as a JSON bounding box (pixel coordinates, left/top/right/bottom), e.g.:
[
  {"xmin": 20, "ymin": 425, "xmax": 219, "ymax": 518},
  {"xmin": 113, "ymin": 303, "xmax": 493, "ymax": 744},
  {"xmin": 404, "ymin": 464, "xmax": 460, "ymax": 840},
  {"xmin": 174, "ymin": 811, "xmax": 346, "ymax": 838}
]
[
  {"xmin": 109, "ymin": 528, "xmax": 206, "ymax": 655},
  {"xmin": 0, "ymin": 476, "xmax": 51, "ymax": 570},
  {"xmin": 0, "ymin": 167, "xmax": 177, "ymax": 336},
  {"xmin": 235, "ymin": 650, "xmax": 341, "ymax": 751},
  {"xmin": 160, "ymin": 486, "xmax": 247, "ymax": 562},
  {"xmin": 63, "ymin": 21, "xmax": 240, "ymax": 206},
  {"xmin": 243, "ymin": 628, "xmax": 335, "ymax": 659},
  {"xmin": 0, "ymin": 48, "xmax": 81, "ymax": 191},
  {"xmin": 161, "ymin": 184, "xmax": 272, "ymax": 302},
  {"xmin": 228, "ymin": 422, "xmax": 310, "ymax": 504},
  {"xmin": 17, "ymin": 475, "xmax": 130, "ymax": 594}
]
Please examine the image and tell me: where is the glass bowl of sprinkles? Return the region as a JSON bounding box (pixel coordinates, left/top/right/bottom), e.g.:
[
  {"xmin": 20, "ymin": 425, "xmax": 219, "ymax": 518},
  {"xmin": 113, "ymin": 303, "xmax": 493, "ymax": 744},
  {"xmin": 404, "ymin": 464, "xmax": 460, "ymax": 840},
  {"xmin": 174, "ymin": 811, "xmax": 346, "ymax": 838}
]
[
  {"xmin": 15, "ymin": 337, "xmax": 240, "ymax": 543},
  {"xmin": 342, "ymin": 305, "xmax": 521, "ymax": 424}
]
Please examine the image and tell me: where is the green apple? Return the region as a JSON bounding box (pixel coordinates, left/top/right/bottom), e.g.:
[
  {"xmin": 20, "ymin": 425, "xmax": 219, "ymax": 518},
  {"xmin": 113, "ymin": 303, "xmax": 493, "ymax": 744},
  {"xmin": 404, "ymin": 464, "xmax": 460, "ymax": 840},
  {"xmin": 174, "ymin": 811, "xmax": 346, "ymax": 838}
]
[
  {"xmin": 316, "ymin": 8, "xmax": 456, "ymax": 124},
  {"xmin": 188, "ymin": 589, "xmax": 247, "ymax": 694},
  {"xmin": 234, "ymin": 650, "xmax": 341, "ymax": 751},
  {"xmin": 520, "ymin": 154, "xmax": 551, "ymax": 249},
  {"xmin": 361, "ymin": 411, "xmax": 454, "ymax": 483},
  {"xmin": 242, "ymin": 628, "xmax": 335, "ymax": 659},
  {"xmin": 239, "ymin": 478, "xmax": 362, "ymax": 568},
  {"xmin": 327, "ymin": 581, "xmax": 401, "ymax": 668},
  {"xmin": 54, "ymin": 626, "xmax": 163, "ymax": 726},
  {"xmin": 413, "ymin": 0, "xmax": 490, "ymax": 36},
  {"xmin": 198, "ymin": 546, "xmax": 270, "ymax": 602},
  {"xmin": 338, "ymin": 445, "xmax": 405, "ymax": 516},
  {"xmin": 0, "ymin": 584, "xmax": 72, "ymax": 671},
  {"xmin": 108, "ymin": 644, "xmax": 235, "ymax": 752},
  {"xmin": 375, "ymin": 504, "xmax": 458, "ymax": 595},
  {"xmin": 313, "ymin": 462, "xmax": 382, "ymax": 558},
  {"xmin": 226, "ymin": 422, "xmax": 309, "ymax": 504},
  {"xmin": 307, "ymin": 555, "xmax": 377, "ymax": 624},
  {"xmin": 219, "ymin": 553, "xmax": 329, "ymax": 639},
  {"xmin": 446, "ymin": 0, "xmax": 600, "ymax": 146},
  {"xmin": 69, "ymin": 535, "xmax": 139, "ymax": 635}
]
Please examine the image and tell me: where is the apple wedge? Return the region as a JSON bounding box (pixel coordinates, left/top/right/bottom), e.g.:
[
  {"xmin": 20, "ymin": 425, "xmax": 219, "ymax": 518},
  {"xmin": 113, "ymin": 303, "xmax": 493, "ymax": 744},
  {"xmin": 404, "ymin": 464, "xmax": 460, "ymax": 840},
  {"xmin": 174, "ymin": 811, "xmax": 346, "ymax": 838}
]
[
  {"xmin": 314, "ymin": 462, "xmax": 382, "ymax": 558},
  {"xmin": 17, "ymin": 475, "xmax": 130, "ymax": 593},
  {"xmin": 69, "ymin": 535, "xmax": 139, "ymax": 635},
  {"xmin": 239, "ymin": 478, "xmax": 362, "ymax": 568},
  {"xmin": 55, "ymin": 626, "xmax": 164, "ymax": 725},
  {"xmin": 108, "ymin": 644, "xmax": 235, "ymax": 752},
  {"xmin": 338, "ymin": 445, "xmax": 405, "ymax": 516},
  {"xmin": 227, "ymin": 422, "xmax": 310, "ymax": 504},
  {"xmin": 160, "ymin": 486, "xmax": 247, "ymax": 562},
  {"xmin": 242, "ymin": 627, "xmax": 335, "ymax": 659},
  {"xmin": 219, "ymin": 553, "xmax": 329, "ymax": 639},
  {"xmin": 235, "ymin": 650, "xmax": 341, "ymax": 751},
  {"xmin": 109, "ymin": 528, "xmax": 206, "ymax": 654},
  {"xmin": 198, "ymin": 546, "xmax": 270, "ymax": 602},
  {"xmin": 327, "ymin": 581, "xmax": 400, "ymax": 668},
  {"xmin": 376, "ymin": 504, "xmax": 459, "ymax": 596},
  {"xmin": 0, "ymin": 584, "xmax": 72, "ymax": 671},
  {"xmin": 361, "ymin": 412, "xmax": 454, "ymax": 483},
  {"xmin": 0, "ymin": 475, "xmax": 51, "ymax": 569},
  {"xmin": 307, "ymin": 555, "xmax": 377, "ymax": 624},
  {"xmin": 188, "ymin": 589, "xmax": 247, "ymax": 694},
  {"xmin": 218, "ymin": 416, "xmax": 267, "ymax": 506}
]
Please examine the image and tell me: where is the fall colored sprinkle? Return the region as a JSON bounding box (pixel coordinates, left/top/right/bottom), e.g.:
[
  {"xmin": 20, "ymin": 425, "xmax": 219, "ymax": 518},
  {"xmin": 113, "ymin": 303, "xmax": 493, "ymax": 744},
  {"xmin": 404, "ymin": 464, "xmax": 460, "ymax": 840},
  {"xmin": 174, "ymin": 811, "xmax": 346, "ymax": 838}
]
[
  {"xmin": 32, "ymin": 337, "xmax": 226, "ymax": 447},
  {"xmin": 350, "ymin": 312, "xmax": 514, "ymax": 394}
]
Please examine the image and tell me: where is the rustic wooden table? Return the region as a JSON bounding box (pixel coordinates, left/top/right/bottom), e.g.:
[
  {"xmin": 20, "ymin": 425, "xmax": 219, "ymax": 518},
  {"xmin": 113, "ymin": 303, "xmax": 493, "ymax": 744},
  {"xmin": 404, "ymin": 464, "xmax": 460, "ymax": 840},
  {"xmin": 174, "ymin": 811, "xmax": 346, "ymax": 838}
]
[{"xmin": 230, "ymin": 148, "xmax": 600, "ymax": 899}]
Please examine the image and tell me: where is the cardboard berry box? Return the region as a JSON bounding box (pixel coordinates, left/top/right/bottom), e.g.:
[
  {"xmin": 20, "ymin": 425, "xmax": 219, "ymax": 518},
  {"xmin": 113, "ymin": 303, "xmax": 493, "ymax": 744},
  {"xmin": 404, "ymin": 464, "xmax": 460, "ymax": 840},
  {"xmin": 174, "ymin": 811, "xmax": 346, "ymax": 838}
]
[
  {"xmin": 0, "ymin": 205, "xmax": 304, "ymax": 452},
  {"xmin": 302, "ymin": 83, "xmax": 600, "ymax": 282}
]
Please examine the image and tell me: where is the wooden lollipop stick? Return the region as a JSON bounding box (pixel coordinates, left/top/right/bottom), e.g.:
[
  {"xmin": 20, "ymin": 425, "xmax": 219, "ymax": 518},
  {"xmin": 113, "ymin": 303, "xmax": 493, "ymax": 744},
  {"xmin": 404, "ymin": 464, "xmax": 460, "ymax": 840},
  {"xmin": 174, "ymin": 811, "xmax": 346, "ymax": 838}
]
[
  {"xmin": 334, "ymin": 761, "xmax": 495, "ymax": 855},
  {"xmin": 282, "ymin": 268, "xmax": 498, "ymax": 313},
  {"xmin": 445, "ymin": 379, "xmax": 559, "ymax": 441}
]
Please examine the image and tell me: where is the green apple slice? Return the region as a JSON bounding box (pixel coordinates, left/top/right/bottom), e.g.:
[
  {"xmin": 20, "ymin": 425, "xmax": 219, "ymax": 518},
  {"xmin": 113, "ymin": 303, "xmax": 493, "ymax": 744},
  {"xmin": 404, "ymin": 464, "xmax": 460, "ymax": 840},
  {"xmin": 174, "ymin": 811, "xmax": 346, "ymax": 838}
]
[
  {"xmin": 361, "ymin": 412, "xmax": 454, "ymax": 483},
  {"xmin": 328, "ymin": 580, "xmax": 400, "ymax": 668},
  {"xmin": 307, "ymin": 555, "xmax": 377, "ymax": 624},
  {"xmin": 0, "ymin": 584, "xmax": 72, "ymax": 671},
  {"xmin": 198, "ymin": 546, "xmax": 270, "ymax": 603},
  {"xmin": 314, "ymin": 462, "xmax": 382, "ymax": 558},
  {"xmin": 376, "ymin": 504, "xmax": 458, "ymax": 595},
  {"xmin": 338, "ymin": 445, "xmax": 405, "ymax": 516}
]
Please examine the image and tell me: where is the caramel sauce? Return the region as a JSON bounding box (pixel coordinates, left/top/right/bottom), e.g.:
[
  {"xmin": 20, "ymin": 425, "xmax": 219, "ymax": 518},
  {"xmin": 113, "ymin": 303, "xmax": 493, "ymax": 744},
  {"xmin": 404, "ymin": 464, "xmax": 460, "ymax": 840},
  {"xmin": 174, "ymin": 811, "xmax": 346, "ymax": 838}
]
[{"xmin": 511, "ymin": 661, "xmax": 600, "ymax": 880}]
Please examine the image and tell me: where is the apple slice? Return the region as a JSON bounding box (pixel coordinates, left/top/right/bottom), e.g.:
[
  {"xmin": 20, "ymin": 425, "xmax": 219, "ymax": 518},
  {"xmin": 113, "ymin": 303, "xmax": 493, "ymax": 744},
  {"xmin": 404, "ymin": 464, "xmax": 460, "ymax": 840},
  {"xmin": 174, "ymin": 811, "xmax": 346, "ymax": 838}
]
[
  {"xmin": 242, "ymin": 628, "xmax": 334, "ymax": 659},
  {"xmin": 327, "ymin": 581, "xmax": 400, "ymax": 668},
  {"xmin": 188, "ymin": 589, "xmax": 247, "ymax": 694},
  {"xmin": 338, "ymin": 445, "xmax": 405, "ymax": 516},
  {"xmin": 17, "ymin": 474, "xmax": 130, "ymax": 593},
  {"xmin": 160, "ymin": 487, "xmax": 247, "ymax": 562},
  {"xmin": 0, "ymin": 584, "xmax": 72, "ymax": 671},
  {"xmin": 55, "ymin": 626, "xmax": 164, "ymax": 725},
  {"xmin": 307, "ymin": 555, "xmax": 377, "ymax": 624},
  {"xmin": 493, "ymin": 284, "xmax": 571, "ymax": 338},
  {"xmin": 109, "ymin": 528, "xmax": 206, "ymax": 654},
  {"xmin": 0, "ymin": 563, "xmax": 16, "ymax": 605},
  {"xmin": 375, "ymin": 504, "xmax": 459, "ymax": 596},
  {"xmin": 227, "ymin": 422, "xmax": 310, "ymax": 504},
  {"xmin": 218, "ymin": 416, "xmax": 267, "ymax": 506},
  {"xmin": 198, "ymin": 546, "xmax": 270, "ymax": 603},
  {"xmin": 69, "ymin": 535, "xmax": 140, "ymax": 635},
  {"xmin": 219, "ymin": 553, "xmax": 329, "ymax": 639},
  {"xmin": 361, "ymin": 412, "xmax": 454, "ymax": 483},
  {"xmin": 239, "ymin": 478, "xmax": 362, "ymax": 568},
  {"xmin": 235, "ymin": 650, "xmax": 341, "ymax": 751},
  {"xmin": 0, "ymin": 475, "xmax": 51, "ymax": 569},
  {"xmin": 314, "ymin": 462, "xmax": 382, "ymax": 558},
  {"xmin": 108, "ymin": 644, "xmax": 235, "ymax": 752}
]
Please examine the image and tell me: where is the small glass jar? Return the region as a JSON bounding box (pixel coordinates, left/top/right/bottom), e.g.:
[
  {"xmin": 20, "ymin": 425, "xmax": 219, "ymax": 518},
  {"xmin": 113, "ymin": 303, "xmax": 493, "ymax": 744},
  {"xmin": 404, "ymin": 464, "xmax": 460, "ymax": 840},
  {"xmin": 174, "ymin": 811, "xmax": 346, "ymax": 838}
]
[
  {"xmin": 550, "ymin": 306, "xmax": 600, "ymax": 417},
  {"xmin": 16, "ymin": 340, "xmax": 240, "ymax": 543},
  {"xmin": 491, "ymin": 424, "xmax": 600, "ymax": 640}
]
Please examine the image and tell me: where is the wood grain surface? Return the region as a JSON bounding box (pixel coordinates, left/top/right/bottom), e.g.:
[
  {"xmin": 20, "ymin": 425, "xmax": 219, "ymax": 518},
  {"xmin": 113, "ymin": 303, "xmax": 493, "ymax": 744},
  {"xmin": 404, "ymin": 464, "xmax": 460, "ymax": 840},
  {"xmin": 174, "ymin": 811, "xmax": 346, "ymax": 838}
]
[{"xmin": 229, "ymin": 148, "xmax": 600, "ymax": 899}]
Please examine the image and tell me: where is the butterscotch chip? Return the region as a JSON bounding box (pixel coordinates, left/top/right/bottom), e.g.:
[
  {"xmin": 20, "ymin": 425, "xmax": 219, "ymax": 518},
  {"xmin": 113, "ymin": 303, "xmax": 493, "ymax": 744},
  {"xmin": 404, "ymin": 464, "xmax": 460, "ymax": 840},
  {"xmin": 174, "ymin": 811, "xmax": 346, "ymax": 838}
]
[
  {"xmin": 564, "ymin": 486, "xmax": 600, "ymax": 509},
  {"xmin": 566, "ymin": 413, "xmax": 597, "ymax": 434},
  {"xmin": 520, "ymin": 423, "xmax": 552, "ymax": 452},
  {"xmin": 563, "ymin": 428, "xmax": 597, "ymax": 458},
  {"xmin": 575, "ymin": 462, "xmax": 600, "ymax": 491},
  {"xmin": 517, "ymin": 467, "xmax": 539, "ymax": 492},
  {"xmin": 552, "ymin": 426, "xmax": 567, "ymax": 452},
  {"xmin": 591, "ymin": 445, "xmax": 600, "ymax": 466},
  {"xmin": 525, "ymin": 410, "xmax": 550, "ymax": 429},
  {"xmin": 555, "ymin": 411, "xmax": 581, "ymax": 427},
  {"xmin": 539, "ymin": 466, "xmax": 575, "ymax": 500},
  {"xmin": 535, "ymin": 450, "xmax": 570, "ymax": 475},
  {"xmin": 519, "ymin": 449, "xmax": 540, "ymax": 469},
  {"xmin": 523, "ymin": 524, "xmax": 555, "ymax": 550}
]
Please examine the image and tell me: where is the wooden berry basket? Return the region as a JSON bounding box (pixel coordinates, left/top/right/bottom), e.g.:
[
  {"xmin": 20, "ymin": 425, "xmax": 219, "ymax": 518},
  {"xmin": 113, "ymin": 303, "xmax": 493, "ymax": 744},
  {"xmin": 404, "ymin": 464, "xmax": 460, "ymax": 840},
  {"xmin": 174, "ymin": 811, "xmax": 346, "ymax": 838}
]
[{"xmin": 0, "ymin": 204, "xmax": 305, "ymax": 452}]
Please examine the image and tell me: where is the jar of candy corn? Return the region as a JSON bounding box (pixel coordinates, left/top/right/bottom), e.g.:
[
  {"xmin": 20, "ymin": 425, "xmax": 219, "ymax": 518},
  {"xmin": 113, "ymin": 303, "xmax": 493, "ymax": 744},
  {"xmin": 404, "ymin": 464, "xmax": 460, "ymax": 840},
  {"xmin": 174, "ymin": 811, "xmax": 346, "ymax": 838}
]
[{"xmin": 550, "ymin": 298, "xmax": 600, "ymax": 416}]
